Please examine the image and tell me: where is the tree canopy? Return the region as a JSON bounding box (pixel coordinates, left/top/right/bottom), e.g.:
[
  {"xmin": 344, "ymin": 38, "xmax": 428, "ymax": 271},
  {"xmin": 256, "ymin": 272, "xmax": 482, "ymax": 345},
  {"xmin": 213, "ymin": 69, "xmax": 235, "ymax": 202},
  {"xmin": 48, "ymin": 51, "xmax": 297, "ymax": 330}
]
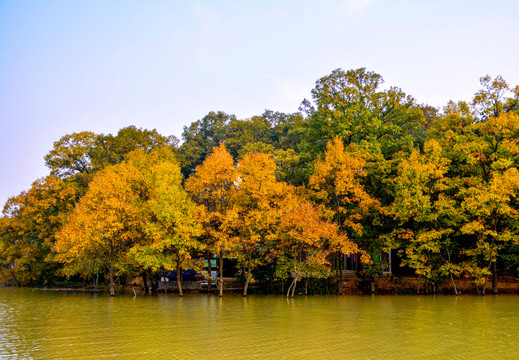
[{"xmin": 3, "ymin": 68, "xmax": 519, "ymax": 296}]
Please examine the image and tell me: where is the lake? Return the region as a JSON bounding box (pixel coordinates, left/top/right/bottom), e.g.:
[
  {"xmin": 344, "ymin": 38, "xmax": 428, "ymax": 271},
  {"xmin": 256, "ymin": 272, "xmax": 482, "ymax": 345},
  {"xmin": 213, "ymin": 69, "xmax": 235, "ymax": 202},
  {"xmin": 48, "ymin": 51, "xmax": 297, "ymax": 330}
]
[{"xmin": 1, "ymin": 287, "xmax": 518, "ymax": 359}]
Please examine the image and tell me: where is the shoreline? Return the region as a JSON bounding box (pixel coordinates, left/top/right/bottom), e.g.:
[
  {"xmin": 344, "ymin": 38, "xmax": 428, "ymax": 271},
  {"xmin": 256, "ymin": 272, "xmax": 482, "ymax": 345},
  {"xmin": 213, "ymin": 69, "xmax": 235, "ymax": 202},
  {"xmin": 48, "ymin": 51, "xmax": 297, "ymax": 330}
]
[{"xmin": 3, "ymin": 274, "xmax": 519, "ymax": 296}]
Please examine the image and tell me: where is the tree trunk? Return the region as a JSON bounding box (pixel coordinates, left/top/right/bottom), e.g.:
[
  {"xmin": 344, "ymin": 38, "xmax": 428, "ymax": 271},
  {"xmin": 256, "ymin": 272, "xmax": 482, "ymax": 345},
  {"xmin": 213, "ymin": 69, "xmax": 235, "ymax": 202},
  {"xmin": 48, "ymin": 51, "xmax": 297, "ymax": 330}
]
[
  {"xmin": 176, "ymin": 261, "xmax": 183, "ymax": 297},
  {"xmin": 338, "ymin": 251, "xmax": 342, "ymax": 295},
  {"xmin": 370, "ymin": 280, "xmax": 375, "ymax": 294},
  {"xmin": 291, "ymin": 278, "xmax": 297, "ymax": 297},
  {"xmin": 243, "ymin": 254, "xmax": 252, "ymax": 297},
  {"xmin": 150, "ymin": 273, "xmax": 157, "ymax": 295},
  {"xmin": 491, "ymin": 260, "xmax": 498, "ymax": 294},
  {"xmin": 450, "ymin": 274, "xmax": 458, "ymax": 296},
  {"xmin": 218, "ymin": 250, "xmax": 224, "ymax": 297},
  {"xmin": 9, "ymin": 270, "xmax": 21, "ymax": 287},
  {"xmin": 94, "ymin": 269, "xmax": 99, "ymax": 293},
  {"xmin": 143, "ymin": 270, "xmax": 149, "ymax": 295},
  {"xmin": 109, "ymin": 260, "xmax": 115, "ymax": 296},
  {"xmin": 206, "ymin": 255, "xmax": 212, "ymax": 293},
  {"xmin": 287, "ymin": 276, "xmax": 298, "ymax": 298}
]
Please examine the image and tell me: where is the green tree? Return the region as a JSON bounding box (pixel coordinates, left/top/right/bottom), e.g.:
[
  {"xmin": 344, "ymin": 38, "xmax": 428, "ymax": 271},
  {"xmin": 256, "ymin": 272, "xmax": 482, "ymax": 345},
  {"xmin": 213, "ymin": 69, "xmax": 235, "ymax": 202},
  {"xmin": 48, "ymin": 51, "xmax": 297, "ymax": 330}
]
[
  {"xmin": 300, "ymin": 68, "xmax": 424, "ymax": 159},
  {"xmin": 472, "ymin": 75, "xmax": 519, "ymax": 120},
  {"xmin": 92, "ymin": 126, "xmax": 177, "ymax": 170},
  {"xmin": 178, "ymin": 111, "xmax": 235, "ymax": 177},
  {"xmin": 44, "ymin": 132, "xmax": 99, "ymax": 193}
]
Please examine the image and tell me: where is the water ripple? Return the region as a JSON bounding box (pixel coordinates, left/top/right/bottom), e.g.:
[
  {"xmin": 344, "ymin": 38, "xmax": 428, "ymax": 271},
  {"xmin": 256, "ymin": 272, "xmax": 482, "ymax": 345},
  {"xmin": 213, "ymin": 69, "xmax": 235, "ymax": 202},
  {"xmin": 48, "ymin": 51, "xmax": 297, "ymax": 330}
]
[{"xmin": 1, "ymin": 290, "xmax": 519, "ymax": 359}]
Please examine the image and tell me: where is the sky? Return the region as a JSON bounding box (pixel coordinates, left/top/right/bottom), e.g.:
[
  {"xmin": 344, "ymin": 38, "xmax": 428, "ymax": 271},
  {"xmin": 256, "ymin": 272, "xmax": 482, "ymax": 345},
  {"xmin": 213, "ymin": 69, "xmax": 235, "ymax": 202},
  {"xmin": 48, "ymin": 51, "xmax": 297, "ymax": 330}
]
[{"xmin": 1, "ymin": 0, "xmax": 518, "ymax": 207}]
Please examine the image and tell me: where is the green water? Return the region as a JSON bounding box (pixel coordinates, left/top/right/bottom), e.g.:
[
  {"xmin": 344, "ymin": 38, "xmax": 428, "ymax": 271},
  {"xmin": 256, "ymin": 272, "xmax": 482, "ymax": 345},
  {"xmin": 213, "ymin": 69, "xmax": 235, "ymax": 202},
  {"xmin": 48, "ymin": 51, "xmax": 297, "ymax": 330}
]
[{"xmin": 1, "ymin": 287, "xmax": 518, "ymax": 359}]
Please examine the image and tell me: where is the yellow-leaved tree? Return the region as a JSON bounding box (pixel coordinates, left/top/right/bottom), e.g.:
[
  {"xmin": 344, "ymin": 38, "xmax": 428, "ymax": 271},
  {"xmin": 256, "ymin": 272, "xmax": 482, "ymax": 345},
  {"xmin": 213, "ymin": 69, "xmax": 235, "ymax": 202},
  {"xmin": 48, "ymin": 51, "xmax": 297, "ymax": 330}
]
[
  {"xmin": 125, "ymin": 148, "xmax": 203, "ymax": 296},
  {"xmin": 309, "ymin": 137, "xmax": 380, "ymax": 292},
  {"xmin": 275, "ymin": 192, "xmax": 360, "ymax": 297},
  {"xmin": 185, "ymin": 143, "xmax": 239, "ymax": 297},
  {"xmin": 389, "ymin": 139, "xmax": 463, "ymax": 294},
  {"xmin": 0, "ymin": 176, "xmax": 76, "ymax": 285},
  {"xmin": 234, "ymin": 152, "xmax": 289, "ymax": 296},
  {"xmin": 55, "ymin": 162, "xmax": 142, "ymax": 296}
]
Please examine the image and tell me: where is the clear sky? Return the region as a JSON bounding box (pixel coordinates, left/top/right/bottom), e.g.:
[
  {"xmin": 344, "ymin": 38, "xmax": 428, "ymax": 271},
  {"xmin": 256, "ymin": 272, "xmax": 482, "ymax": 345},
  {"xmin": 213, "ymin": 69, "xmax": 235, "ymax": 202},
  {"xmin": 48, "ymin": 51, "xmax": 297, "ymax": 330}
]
[{"xmin": 1, "ymin": 0, "xmax": 518, "ymax": 207}]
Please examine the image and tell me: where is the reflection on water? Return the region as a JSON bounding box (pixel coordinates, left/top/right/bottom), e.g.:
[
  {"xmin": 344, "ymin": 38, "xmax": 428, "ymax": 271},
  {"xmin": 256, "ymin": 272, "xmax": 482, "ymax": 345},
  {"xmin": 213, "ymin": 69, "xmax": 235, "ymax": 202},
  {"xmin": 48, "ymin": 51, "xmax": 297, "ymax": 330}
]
[{"xmin": 1, "ymin": 288, "xmax": 518, "ymax": 359}]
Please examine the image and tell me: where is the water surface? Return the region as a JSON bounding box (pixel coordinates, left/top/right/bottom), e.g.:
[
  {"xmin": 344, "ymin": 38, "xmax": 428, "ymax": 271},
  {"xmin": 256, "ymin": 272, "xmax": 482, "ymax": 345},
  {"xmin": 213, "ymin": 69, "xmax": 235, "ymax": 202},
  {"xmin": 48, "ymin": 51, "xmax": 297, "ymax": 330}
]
[{"xmin": 0, "ymin": 288, "xmax": 517, "ymax": 359}]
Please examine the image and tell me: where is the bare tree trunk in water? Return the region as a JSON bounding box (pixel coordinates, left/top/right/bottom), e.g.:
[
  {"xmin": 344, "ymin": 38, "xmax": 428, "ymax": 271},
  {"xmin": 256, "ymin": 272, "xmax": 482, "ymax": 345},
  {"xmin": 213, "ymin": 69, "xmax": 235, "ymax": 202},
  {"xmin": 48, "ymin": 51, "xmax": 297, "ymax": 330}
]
[
  {"xmin": 176, "ymin": 261, "xmax": 183, "ymax": 297},
  {"xmin": 287, "ymin": 276, "xmax": 298, "ymax": 298},
  {"xmin": 291, "ymin": 278, "xmax": 297, "ymax": 297},
  {"xmin": 143, "ymin": 271, "xmax": 149, "ymax": 295},
  {"xmin": 482, "ymin": 277, "xmax": 487, "ymax": 295},
  {"xmin": 370, "ymin": 280, "xmax": 375, "ymax": 294},
  {"xmin": 218, "ymin": 250, "xmax": 224, "ymax": 297},
  {"xmin": 450, "ymin": 274, "xmax": 458, "ymax": 296},
  {"xmin": 491, "ymin": 260, "xmax": 498, "ymax": 294}
]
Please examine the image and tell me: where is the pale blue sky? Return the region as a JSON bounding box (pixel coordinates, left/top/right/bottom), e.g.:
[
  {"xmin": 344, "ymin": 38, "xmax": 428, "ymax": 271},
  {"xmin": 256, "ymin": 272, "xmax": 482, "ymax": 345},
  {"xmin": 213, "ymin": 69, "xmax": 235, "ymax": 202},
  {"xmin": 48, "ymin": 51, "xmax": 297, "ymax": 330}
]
[{"xmin": 1, "ymin": 0, "xmax": 518, "ymax": 206}]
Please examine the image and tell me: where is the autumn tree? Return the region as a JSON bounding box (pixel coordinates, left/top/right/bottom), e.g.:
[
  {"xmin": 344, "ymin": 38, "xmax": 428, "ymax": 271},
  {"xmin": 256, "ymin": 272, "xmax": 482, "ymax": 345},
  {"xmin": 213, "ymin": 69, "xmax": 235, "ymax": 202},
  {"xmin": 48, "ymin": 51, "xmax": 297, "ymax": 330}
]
[
  {"xmin": 429, "ymin": 108, "xmax": 519, "ymax": 293},
  {"xmin": 238, "ymin": 142, "xmax": 301, "ymax": 186},
  {"xmin": 389, "ymin": 140, "xmax": 465, "ymax": 294},
  {"xmin": 124, "ymin": 148, "xmax": 203, "ymax": 296},
  {"xmin": 0, "ymin": 177, "xmax": 76, "ymax": 285},
  {"xmin": 185, "ymin": 143, "xmax": 239, "ymax": 297},
  {"xmin": 55, "ymin": 163, "xmax": 142, "ymax": 296},
  {"xmin": 274, "ymin": 194, "xmax": 359, "ymax": 297},
  {"xmin": 309, "ymin": 137, "xmax": 381, "ymax": 292},
  {"xmin": 457, "ymin": 113, "xmax": 519, "ymax": 294},
  {"xmin": 234, "ymin": 152, "xmax": 289, "ymax": 296}
]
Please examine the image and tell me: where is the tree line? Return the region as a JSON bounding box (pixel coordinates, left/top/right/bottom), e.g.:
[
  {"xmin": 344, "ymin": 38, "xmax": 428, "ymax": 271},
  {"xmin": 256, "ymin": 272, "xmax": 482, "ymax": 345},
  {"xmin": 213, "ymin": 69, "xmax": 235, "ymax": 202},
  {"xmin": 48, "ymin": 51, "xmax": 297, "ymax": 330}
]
[{"xmin": 1, "ymin": 68, "xmax": 519, "ymax": 297}]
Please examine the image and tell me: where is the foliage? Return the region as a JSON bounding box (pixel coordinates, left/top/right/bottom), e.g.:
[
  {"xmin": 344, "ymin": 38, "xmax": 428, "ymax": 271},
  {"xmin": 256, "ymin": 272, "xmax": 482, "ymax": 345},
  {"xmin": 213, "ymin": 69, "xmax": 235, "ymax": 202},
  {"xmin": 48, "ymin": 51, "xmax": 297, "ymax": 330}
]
[
  {"xmin": 301, "ymin": 68, "xmax": 424, "ymax": 159},
  {"xmin": 0, "ymin": 177, "xmax": 76, "ymax": 285},
  {"xmin": 185, "ymin": 143, "xmax": 239, "ymax": 296},
  {"xmin": 4, "ymin": 68, "xmax": 519, "ymax": 296}
]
